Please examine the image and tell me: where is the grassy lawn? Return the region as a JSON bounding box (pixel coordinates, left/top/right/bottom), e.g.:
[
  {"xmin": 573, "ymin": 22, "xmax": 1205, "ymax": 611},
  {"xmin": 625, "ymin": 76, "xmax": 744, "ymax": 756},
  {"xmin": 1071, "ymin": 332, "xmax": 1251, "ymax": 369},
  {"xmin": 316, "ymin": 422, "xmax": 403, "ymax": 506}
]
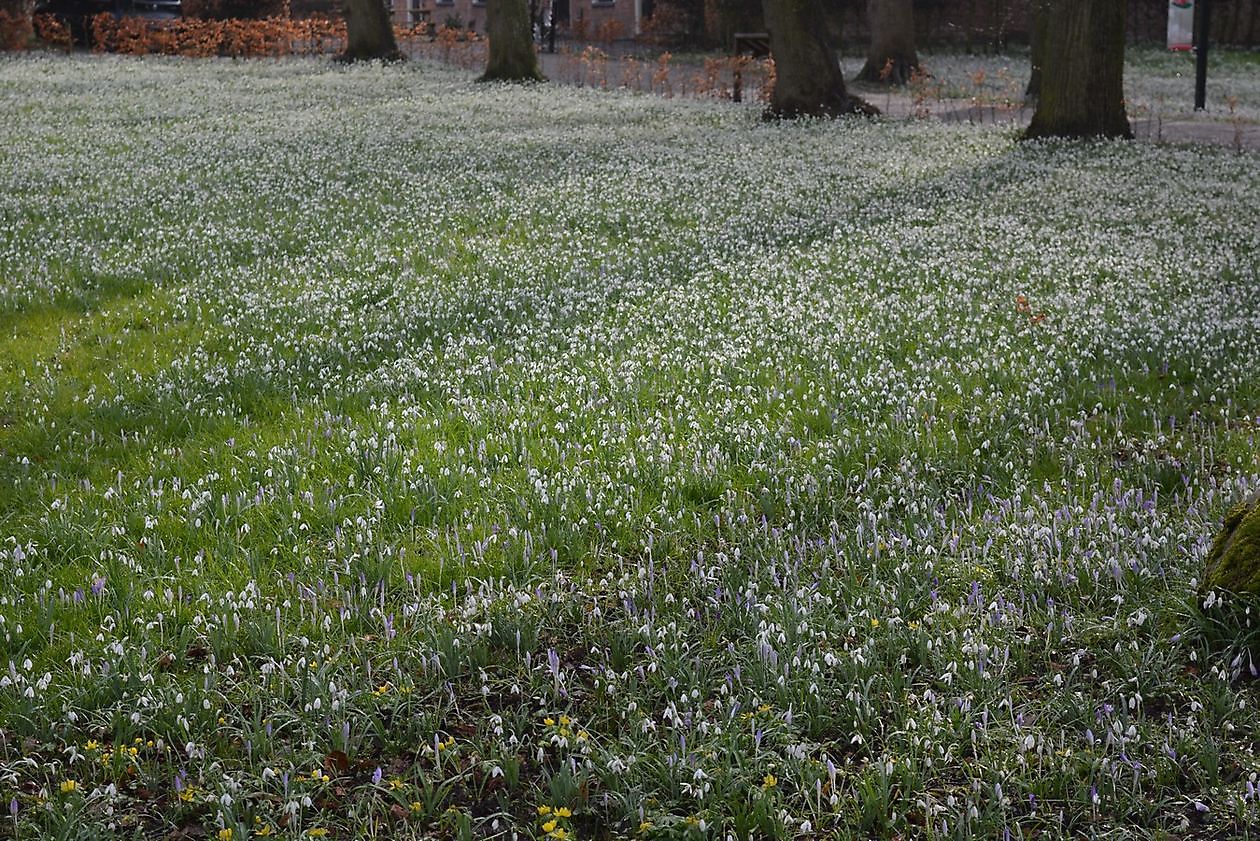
[{"xmin": 0, "ymin": 53, "xmax": 1259, "ymax": 840}]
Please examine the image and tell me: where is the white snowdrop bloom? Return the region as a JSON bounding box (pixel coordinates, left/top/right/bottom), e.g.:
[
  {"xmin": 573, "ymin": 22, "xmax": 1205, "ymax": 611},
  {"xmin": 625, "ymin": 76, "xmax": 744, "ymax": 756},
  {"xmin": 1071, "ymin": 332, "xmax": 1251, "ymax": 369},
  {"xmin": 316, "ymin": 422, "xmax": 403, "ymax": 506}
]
[{"xmin": 0, "ymin": 50, "xmax": 1257, "ymax": 841}]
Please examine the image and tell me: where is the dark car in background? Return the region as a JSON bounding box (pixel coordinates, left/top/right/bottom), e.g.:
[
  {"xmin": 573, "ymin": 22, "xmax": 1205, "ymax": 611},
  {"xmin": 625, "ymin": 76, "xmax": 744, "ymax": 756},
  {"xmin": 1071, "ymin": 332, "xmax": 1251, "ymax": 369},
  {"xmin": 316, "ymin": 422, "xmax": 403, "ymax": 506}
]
[{"xmin": 35, "ymin": 0, "xmax": 181, "ymax": 43}]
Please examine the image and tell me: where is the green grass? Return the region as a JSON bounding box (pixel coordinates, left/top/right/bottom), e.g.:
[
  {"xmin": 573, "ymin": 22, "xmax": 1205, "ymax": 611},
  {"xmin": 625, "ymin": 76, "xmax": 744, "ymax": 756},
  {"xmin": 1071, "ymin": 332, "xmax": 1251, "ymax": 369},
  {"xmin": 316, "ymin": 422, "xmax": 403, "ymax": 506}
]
[{"xmin": 0, "ymin": 52, "xmax": 1258, "ymax": 840}]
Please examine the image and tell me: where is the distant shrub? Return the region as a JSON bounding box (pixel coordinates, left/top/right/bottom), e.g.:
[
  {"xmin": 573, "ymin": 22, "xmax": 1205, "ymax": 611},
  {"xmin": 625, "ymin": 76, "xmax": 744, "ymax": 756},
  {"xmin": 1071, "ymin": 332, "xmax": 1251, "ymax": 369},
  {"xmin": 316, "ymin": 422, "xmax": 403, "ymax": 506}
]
[
  {"xmin": 640, "ymin": 0, "xmax": 692, "ymax": 47},
  {"xmin": 0, "ymin": 9, "xmax": 32, "ymax": 49},
  {"xmin": 32, "ymin": 12, "xmax": 71, "ymax": 48},
  {"xmin": 593, "ymin": 18, "xmax": 622, "ymax": 43},
  {"xmin": 88, "ymin": 13, "xmax": 347, "ymax": 57}
]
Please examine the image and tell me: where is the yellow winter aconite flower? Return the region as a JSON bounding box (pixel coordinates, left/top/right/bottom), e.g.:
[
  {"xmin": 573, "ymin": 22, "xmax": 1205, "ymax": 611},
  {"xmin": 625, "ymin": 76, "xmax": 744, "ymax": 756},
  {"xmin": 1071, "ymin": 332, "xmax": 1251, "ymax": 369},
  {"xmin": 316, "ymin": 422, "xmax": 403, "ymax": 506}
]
[
  {"xmin": 388, "ymin": 777, "xmax": 404, "ymax": 790},
  {"xmin": 762, "ymin": 774, "xmax": 778, "ymax": 789},
  {"xmin": 554, "ymin": 807, "xmax": 572, "ymax": 818},
  {"xmin": 542, "ymin": 820, "xmax": 558, "ymax": 832},
  {"xmin": 307, "ymin": 829, "xmax": 329, "ymax": 838},
  {"xmin": 253, "ymin": 824, "xmax": 274, "ymax": 837},
  {"xmin": 558, "ymin": 715, "xmax": 571, "ymax": 726},
  {"xmin": 543, "ymin": 717, "xmax": 555, "ymax": 726},
  {"xmin": 59, "ymin": 780, "xmax": 78, "ymax": 794},
  {"xmin": 409, "ymin": 801, "xmax": 423, "ymax": 814},
  {"xmin": 870, "ymin": 618, "xmax": 880, "ymax": 628},
  {"xmin": 217, "ymin": 830, "xmax": 233, "ymax": 841},
  {"xmin": 549, "ymin": 829, "xmax": 568, "ymax": 840},
  {"xmin": 537, "ymin": 805, "xmax": 552, "ymax": 816}
]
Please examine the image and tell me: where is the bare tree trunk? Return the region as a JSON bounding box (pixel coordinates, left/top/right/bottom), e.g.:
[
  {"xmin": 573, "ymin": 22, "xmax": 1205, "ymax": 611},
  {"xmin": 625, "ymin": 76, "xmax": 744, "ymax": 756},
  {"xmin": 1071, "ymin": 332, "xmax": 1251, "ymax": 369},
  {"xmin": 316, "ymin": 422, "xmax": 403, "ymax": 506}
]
[
  {"xmin": 339, "ymin": 0, "xmax": 403, "ymax": 62},
  {"xmin": 480, "ymin": 0, "xmax": 544, "ymax": 82},
  {"xmin": 1023, "ymin": 0, "xmax": 1130, "ymax": 140},
  {"xmin": 761, "ymin": 0, "xmax": 875, "ymax": 117},
  {"xmin": 1024, "ymin": 1, "xmax": 1048, "ymax": 101},
  {"xmin": 857, "ymin": 0, "xmax": 919, "ymax": 85}
]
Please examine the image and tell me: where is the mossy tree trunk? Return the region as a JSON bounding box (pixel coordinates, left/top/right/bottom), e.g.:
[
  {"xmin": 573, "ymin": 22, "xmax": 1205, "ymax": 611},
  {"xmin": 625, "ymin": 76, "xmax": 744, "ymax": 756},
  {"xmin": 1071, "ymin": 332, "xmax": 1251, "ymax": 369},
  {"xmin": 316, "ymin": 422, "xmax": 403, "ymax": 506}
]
[
  {"xmin": 340, "ymin": 0, "xmax": 403, "ymax": 62},
  {"xmin": 1023, "ymin": 0, "xmax": 1130, "ymax": 140},
  {"xmin": 480, "ymin": 0, "xmax": 544, "ymax": 82},
  {"xmin": 1025, "ymin": 1, "xmax": 1048, "ymax": 101},
  {"xmin": 1203, "ymin": 500, "xmax": 1260, "ymax": 597},
  {"xmin": 761, "ymin": 0, "xmax": 874, "ymax": 117},
  {"xmin": 857, "ymin": 0, "xmax": 919, "ymax": 85}
]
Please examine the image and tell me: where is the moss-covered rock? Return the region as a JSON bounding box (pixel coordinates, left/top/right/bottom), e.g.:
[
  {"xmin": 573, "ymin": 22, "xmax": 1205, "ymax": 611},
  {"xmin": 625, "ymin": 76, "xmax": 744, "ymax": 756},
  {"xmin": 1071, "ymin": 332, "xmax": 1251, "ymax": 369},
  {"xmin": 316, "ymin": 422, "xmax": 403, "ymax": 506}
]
[{"xmin": 1202, "ymin": 498, "xmax": 1260, "ymax": 596}]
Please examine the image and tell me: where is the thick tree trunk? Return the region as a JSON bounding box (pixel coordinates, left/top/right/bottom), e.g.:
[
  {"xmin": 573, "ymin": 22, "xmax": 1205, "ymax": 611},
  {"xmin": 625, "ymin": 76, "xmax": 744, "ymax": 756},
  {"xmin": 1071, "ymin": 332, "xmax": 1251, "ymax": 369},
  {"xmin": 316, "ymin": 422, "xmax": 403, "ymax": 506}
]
[
  {"xmin": 761, "ymin": 0, "xmax": 874, "ymax": 117},
  {"xmin": 857, "ymin": 0, "xmax": 919, "ymax": 85},
  {"xmin": 339, "ymin": 0, "xmax": 403, "ymax": 62},
  {"xmin": 1024, "ymin": 2, "xmax": 1048, "ymax": 101},
  {"xmin": 1023, "ymin": 0, "xmax": 1130, "ymax": 140},
  {"xmin": 480, "ymin": 0, "xmax": 544, "ymax": 82}
]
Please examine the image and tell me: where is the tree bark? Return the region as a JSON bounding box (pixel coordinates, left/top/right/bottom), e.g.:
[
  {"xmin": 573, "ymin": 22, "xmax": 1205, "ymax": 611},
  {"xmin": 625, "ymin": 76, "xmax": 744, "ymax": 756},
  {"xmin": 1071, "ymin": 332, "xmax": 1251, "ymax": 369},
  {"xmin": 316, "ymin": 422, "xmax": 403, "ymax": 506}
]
[
  {"xmin": 480, "ymin": 0, "xmax": 544, "ymax": 82},
  {"xmin": 339, "ymin": 0, "xmax": 403, "ymax": 62},
  {"xmin": 761, "ymin": 0, "xmax": 875, "ymax": 117},
  {"xmin": 1023, "ymin": 0, "xmax": 1130, "ymax": 140},
  {"xmin": 857, "ymin": 0, "xmax": 919, "ymax": 85},
  {"xmin": 1024, "ymin": 1, "xmax": 1048, "ymax": 101}
]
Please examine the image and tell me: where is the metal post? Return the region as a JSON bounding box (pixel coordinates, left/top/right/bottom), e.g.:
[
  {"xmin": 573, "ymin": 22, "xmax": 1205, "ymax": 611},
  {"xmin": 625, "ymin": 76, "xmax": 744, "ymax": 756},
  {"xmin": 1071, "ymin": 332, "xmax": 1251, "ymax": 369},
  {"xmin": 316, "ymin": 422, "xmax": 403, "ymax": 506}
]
[{"xmin": 1194, "ymin": 0, "xmax": 1210, "ymax": 110}]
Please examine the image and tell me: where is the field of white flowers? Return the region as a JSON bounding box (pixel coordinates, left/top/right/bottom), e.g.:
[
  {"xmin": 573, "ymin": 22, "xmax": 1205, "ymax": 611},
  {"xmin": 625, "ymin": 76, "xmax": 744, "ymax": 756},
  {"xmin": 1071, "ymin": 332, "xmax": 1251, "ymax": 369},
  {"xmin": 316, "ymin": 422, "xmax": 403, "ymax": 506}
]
[
  {"xmin": 842, "ymin": 48, "xmax": 1260, "ymax": 123},
  {"xmin": 0, "ymin": 53, "xmax": 1259, "ymax": 840}
]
